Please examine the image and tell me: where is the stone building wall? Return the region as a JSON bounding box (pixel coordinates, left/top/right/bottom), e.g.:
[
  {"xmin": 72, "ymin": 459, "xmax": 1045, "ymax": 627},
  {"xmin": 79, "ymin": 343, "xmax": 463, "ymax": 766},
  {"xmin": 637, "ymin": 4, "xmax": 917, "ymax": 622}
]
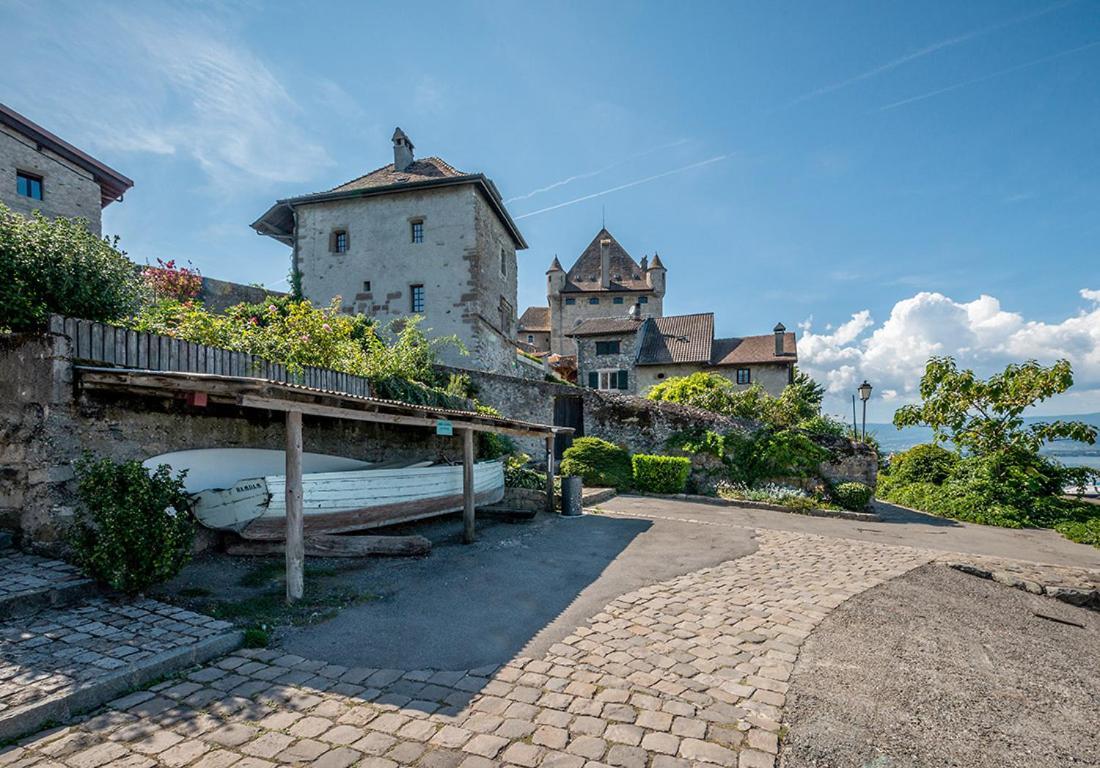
[
  {"xmin": 574, "ymin": 330, "xmax": 641, "ymax": 392},
  {"xmin": 0, "ymin": 333, "xmax": 463, "ymax": 554},
  {"xmin": 634, "ymin": 361, "xmax": 792, "ymax": 398},
  {"xmin": 549, "ymin": 291, "xmax": 660, "ymax": 357},
  {"xmin": 294, "ymin": 184, "xmax": 520, "ymax": 376},
  {"xmin": 0, "ymin": 124, "xmax": 104, "ymax": 234}
]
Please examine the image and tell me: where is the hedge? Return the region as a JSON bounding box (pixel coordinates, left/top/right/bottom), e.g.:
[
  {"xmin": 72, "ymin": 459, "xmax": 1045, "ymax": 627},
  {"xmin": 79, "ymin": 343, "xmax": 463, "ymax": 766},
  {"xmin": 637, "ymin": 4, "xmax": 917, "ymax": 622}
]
[
  {"xmin": 632, "ymin": 455, "xmax": 691, "ymax": 494},
  {"xmin": 559, "ymin": 437, "xmax": 633, "ymax": 490},
  {"xmin": 831, "ymin": 481, "xmax": 873, "ymax": 511}
]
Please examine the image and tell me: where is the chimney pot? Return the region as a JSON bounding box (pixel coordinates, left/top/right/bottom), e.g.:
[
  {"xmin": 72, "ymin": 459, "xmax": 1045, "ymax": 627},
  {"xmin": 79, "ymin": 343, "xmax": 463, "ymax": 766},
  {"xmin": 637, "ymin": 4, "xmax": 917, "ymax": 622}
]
[{"xmin": 774, "ymin": 322, "xmax": 786, "ymax": 355}]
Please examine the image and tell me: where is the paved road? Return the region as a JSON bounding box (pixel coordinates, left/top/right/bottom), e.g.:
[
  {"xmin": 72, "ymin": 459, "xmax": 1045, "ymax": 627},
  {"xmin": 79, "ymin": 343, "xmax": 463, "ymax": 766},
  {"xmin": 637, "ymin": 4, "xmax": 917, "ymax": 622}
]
[{"xmin": 6, "ymin": 497, "xmax": 1096, "ymax": 768}]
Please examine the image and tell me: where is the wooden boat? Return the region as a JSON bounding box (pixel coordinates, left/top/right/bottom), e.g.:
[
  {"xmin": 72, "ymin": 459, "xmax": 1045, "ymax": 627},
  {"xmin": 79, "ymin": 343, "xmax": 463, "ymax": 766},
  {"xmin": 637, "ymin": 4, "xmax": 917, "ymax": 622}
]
[
  {"xmin": 192, "ymin": 460, "xmax": 505, "ymax": 540},
  {"xmin": 143, "ymin": 449, "xmax": 372, "ymax": 494}
]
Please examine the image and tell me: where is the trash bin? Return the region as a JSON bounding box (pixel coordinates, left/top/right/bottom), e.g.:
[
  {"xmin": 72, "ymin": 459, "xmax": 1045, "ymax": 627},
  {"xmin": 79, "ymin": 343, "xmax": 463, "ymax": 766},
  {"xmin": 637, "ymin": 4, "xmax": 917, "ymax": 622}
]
[{"xmin": 560, "ymin": 475, "xmax": 583, "ymax": 517}]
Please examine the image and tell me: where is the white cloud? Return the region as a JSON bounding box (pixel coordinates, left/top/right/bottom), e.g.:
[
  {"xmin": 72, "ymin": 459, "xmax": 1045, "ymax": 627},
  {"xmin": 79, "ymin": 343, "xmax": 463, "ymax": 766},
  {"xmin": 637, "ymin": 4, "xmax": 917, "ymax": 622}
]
[
  {"xmin": 800, "ymin": 289, "xmax": 1100, "ymax": 418},
  {"xmin": 1, "ymin": 2, "xmax": 333, "ymax": 191}
]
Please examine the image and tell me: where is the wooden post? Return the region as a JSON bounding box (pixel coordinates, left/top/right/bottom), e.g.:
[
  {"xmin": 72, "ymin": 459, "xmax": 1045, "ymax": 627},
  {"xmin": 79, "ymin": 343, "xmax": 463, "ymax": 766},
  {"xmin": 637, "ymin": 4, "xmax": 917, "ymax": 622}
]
[
  {"xmin": 462, "ymin": 427, "xmax": 476, "ymax": 543},
  {"xmin": 285, "ymin": 410, "xmax": 304, "ymax": 602},
  {"xmin": 546, "ymin": 433, "xmax": 556, "ymax": 513}
]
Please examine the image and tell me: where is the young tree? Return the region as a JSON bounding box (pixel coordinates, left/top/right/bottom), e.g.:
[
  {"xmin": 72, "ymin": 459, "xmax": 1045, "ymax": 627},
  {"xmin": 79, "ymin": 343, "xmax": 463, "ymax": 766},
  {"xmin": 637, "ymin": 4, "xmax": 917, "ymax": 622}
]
[{"xmin": 893, "ymin": 357, "xmax": 1097, "ymax": 456}]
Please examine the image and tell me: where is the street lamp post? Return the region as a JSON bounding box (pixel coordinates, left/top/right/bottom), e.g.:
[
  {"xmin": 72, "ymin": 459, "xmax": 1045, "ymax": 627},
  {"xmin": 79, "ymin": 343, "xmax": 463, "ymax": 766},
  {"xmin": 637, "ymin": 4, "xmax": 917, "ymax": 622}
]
[{"xmin": 858, "ymin": 380, "xmax": 873, "ymax": 441}]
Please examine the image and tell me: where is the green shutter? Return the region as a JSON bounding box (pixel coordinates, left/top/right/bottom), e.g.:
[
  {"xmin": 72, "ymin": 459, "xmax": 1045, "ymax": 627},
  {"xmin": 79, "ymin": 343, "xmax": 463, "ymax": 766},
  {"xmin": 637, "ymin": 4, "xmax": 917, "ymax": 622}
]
[
  {"xmin": 617, "ymin": 370, "xmax": 629, "ymax": 389},
  {"xmin": 588, "ymin": 371, "xmax": 598, "ymax": 388}
]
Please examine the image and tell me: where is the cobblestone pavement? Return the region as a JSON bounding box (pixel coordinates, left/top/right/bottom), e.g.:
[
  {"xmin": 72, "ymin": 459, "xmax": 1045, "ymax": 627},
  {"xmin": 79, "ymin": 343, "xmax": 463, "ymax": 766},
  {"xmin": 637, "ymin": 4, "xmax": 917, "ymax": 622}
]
[
  {"xmin": 0, "ymin": 599, "xmax": 234, "ymax": 716},
  {"xmin": 4, "ymin": 530, "xmax": 932, "ymax": 767},
  {"xmin": 0, "ymin": 551, "xmax": 87, "ymax": 604}
]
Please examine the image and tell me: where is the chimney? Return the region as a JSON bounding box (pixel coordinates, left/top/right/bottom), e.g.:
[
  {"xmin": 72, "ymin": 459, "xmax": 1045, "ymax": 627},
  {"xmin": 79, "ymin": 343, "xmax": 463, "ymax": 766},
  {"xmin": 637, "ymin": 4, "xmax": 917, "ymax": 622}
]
[
  {"xmin": 774, "ymin": 322, "xmax": 786, "ymax": 355},
  {"xmin": 640, "ymin": 255, "xmax": 648, "ymax": 271},
  {"xmin": 392, "ymin": 127, "xmax": 414, "ymax": 172},
  {"xmin": 599, "ymin": 237, "xmax": 612, "ymax": 289}
]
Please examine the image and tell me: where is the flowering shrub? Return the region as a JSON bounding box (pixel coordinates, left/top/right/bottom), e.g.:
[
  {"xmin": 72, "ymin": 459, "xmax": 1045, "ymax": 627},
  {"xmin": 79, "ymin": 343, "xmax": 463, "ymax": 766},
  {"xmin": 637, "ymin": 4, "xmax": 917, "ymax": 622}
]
[
  {"xmin": 142, "ymin": 258, "xmax": 202, "ymax": 301},
  {"xmin": 0, "ymin": 204, "xmax": 142, "ymax": 330},
  {"xmin": 70, "ymin": 454, "xmax": 194, "ymax": 595}
]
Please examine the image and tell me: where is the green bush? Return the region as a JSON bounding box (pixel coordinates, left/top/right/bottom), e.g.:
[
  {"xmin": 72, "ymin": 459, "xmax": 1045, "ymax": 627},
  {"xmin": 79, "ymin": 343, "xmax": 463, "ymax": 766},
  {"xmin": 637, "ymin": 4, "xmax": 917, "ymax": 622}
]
[
  {"xmin": 0, "ymin": 205, "xmax": 143, "ymax": 331},
  {"xmin": 559, "ymin": 437, "xmax": 632, "ymax": 490},
  {"xmin": 832, "ymin": 482, "xmax": 873, "ymax": 511},
  {"xmin": 70, "ymin": 455, "xmax": 195, "ymax": 595},
  {"xmin": 632, "ymin": 455, "xmax": 691, "ymax": 494},
  {"xmin": 889, "ymin": 443, "xmax": 959, "ymax": 485}
]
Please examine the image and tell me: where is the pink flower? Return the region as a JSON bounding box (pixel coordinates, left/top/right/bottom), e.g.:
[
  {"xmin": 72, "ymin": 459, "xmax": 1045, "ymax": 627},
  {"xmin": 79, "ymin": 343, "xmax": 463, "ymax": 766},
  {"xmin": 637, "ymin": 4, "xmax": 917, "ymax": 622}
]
[
  {"xmin": 268, "ymin": 304, "xmax": 277, "ymax": 313},
  {"xmin": 322, "ymin": 323, "xmax": 331, "ymax": 332},
  {"xmin": 250, "ymin": 317, "xmax": 259, "ymax": 325}
]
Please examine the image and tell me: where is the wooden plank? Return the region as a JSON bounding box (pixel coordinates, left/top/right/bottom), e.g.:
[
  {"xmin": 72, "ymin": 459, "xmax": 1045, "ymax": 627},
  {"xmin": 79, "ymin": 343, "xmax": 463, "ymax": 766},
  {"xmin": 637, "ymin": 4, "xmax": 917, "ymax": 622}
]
[
  {"xmin": 115, "ymin": 327, "xmax": 126, "ymax": 366},
  {"xmin": 138, "ymin": 333, "xmax": 149, "ymax": 369},
  {"xmin": 90, "ymin": 322, "xmax": 103, "ymax": 363},
  {"xmin": 238, "ymin": 395, "xmax": 554, "ymax": 438},
  {"xmin": 78, "ymin": 320, "xmax": 92, "ymax": 361},
  {"xmin": 463, "ymin": 427, "xmax": 476, "ymax": 544},
  {"xmin": 126, "ymin": 329, "xmax": 137, "ymax": 368},
  {"xmin": 546, "ymin": 434, "xmax": 556, "ymax": 513},
  {"xmin": 64, "ymin": 317, "xmax": 78, "ymax": 348},
  {"xmin": 226, "ymin": 533, "xmax": 431, "ymax": 558},
  {"xmin": 285, "ymin": 410, "xmax": 304, "ymax": 603}
]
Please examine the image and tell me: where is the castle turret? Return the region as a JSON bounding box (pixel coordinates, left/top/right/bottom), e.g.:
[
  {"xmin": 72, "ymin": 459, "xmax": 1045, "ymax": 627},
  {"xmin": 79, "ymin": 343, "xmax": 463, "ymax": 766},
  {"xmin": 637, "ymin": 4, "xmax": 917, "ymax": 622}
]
[
  {"xmin": 546, "ymin": 255, "xmax": 565, "ymax": 296},
  {"xmin": 646, "ymin": 251, "xmax": 666, "ymax": 297}
]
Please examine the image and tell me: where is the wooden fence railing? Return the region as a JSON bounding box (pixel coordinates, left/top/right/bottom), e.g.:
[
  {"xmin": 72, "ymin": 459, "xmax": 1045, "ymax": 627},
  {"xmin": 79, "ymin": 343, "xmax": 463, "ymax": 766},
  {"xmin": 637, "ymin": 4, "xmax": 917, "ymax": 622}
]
[{"xmin": 49, "ymin": 315, "xmax": 372, "ymax": 397}]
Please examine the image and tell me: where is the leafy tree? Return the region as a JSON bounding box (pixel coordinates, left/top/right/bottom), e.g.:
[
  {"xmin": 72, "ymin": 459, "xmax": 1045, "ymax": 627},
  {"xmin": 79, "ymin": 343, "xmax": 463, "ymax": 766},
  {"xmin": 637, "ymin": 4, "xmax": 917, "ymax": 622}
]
[
  {"xmin": 893, "ymin": 357, "xmax": 1097, "ymax": 455},
  {"xmin": 0, "ymin": 204, "xmax": 143, "ymax": 331},
  {"xmin": 646, "ymin": 371, "xmax": 737, "ymax": 414}
]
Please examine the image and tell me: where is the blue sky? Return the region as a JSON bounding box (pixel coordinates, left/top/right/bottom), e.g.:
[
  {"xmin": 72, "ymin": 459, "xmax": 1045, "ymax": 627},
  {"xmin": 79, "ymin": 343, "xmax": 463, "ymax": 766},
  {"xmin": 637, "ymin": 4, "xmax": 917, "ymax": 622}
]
[{"xmin": 2, "ymin": 0, "xmax": 1099, "ymax": 419}]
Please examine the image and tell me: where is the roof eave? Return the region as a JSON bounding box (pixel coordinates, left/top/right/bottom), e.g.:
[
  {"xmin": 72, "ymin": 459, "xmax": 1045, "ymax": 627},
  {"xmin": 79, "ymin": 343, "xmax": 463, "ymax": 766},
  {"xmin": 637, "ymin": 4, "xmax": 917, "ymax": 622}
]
[
  {"xmin": 265, "ymin": 174, "xmax": 528, "ymax": 250},
  {"xmin": 0, "ymin": 103, "xmax": 134, "ymax": 208}
]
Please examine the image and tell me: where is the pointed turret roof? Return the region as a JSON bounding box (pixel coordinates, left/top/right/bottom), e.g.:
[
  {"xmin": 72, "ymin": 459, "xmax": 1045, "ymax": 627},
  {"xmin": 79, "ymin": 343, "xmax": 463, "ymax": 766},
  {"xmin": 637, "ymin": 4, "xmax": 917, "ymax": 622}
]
[
  {"xmin": 563, "ymin": 228, "xmax": 651, "ymax": 293},
  {"xmin": 648, "ymin": 252, "xmax": 665, "ymax": 270},
  {"xmin": 547, "ymin": 256, "xmax": 564, "ymax": 273}
]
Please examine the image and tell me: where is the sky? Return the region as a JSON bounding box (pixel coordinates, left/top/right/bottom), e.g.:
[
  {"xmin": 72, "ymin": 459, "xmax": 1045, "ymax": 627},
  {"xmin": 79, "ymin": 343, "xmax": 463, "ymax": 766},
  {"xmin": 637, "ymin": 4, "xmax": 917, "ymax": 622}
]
[{"xmin": 2, "ymin": 0, "xmax": 1098, "ymax": 420}]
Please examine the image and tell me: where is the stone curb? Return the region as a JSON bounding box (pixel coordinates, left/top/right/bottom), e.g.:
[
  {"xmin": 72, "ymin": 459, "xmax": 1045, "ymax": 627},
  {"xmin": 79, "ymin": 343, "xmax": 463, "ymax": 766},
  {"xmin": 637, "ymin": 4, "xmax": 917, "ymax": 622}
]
[
  {"xmin": 626, "ymin": 492, "xmax": 881, "ymax": 521},
  {"xmin": 0, "ymin": 578, "xmax": 98, "ymax": 621},
  {"xmin": 946, "ymin": 562, "xmax": 1100, "ymax": 612},
  {"xmin": 0, "ymin": 630, "xmax": 243, "ymax": 741},
  {"xmin": 581, "ymin": 487, "xmax": 618, "ymax": 507}
]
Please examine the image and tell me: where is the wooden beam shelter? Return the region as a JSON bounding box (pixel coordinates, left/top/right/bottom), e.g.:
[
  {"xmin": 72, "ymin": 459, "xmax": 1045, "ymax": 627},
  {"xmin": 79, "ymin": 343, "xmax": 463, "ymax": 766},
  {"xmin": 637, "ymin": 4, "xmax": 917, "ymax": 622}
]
[{"xmin": 73, "ymin": 366, "xmax": 572, "ymax": 603}]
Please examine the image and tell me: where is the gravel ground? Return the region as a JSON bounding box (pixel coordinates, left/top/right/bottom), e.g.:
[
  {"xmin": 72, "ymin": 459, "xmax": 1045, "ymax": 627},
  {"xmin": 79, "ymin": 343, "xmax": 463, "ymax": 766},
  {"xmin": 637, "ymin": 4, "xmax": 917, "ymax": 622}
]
[{"xmin": 780, "ymin": 563, "xmax": 1100, "ymax": 768}]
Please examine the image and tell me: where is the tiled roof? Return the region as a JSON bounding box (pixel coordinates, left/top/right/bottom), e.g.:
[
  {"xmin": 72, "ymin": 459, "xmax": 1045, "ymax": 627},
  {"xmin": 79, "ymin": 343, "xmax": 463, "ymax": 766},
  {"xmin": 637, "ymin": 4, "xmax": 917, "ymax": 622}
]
[
  {"xmin": 710, "ymin": 333, "xmax": 798, "ymax": 365},
  {"xmin": 636, "ymin": 313, "xmax": 715, "ymax": 365},
  {"xmin": 330, "ymin": 157, "xmax": 466, "ymax": 193},
  {"xmin": 518, "ymin": 306, "xmax": 551, "ymax": 332},
  {"xmin": 567, "ymin": 318, "xmax": 644, "ymax": 337},
  {"xmin": 563, "ymin": 229, "xmax": 652, "ymax": 293}
]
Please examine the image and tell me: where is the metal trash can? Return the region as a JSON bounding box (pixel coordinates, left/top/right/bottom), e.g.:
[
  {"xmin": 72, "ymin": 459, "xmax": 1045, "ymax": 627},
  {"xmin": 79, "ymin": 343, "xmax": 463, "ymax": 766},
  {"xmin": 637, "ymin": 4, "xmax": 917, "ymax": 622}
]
[{"xmin": 560, "ymin": 475, "xmax": 583, "ymax": 517}]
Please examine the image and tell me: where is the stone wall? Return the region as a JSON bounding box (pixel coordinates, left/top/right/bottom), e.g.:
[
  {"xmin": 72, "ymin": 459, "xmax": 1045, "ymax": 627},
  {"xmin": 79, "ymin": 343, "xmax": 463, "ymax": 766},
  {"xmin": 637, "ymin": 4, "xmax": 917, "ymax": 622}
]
[
  {"xmin": 197, "ymin": 277, "xmax": 287, "ymax": 313},
  {"xmin": 574, "ymin": 329, "xmax": 641, "ymax": 392},
  {"xmin": 0, "ymin": 124, "xmax": 104, "ymax": 234},
  {"xmin": 549, "ymin": 290, "xmax": 660, "ymax": 357},
  {"xmin": 0, "ymin": 333, "xmax": 465, "ymax": 555}
]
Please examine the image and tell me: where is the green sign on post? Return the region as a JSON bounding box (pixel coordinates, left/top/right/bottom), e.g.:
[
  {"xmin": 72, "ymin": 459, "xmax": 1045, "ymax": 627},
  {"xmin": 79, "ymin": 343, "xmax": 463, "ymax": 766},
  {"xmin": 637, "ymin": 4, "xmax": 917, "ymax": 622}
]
[{"xmin": 435, "ymin": 419, "xmax": 454, "ymax": 436}]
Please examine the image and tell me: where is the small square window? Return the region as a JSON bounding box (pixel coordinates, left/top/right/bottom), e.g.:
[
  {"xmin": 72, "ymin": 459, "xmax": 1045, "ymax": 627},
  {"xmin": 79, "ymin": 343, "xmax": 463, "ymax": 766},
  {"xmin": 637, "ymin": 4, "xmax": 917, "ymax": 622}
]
[
  {"xmin": 565, "ymin": 298, "xmax": 576, "ymax": 305},
  {"xmin": 613, "ymin": 297, "xmax": 624, "ymax": 305},
  {"xmin": 639, "ymin": 296, "xmax": 649, "ymax": 304},
  {"xmin": 588, "ymin": 298, "xmax": 600, "ymax": 305},
  {"xmin": 362, "ymin": 280, "xmax": 372, "ymax": 293},
  {"xmin": 527, "ymin": 335, "xmax": 534, "ymax": 343},
  {"xmin": 411, "ymin": 221, "xmax": 424, "ymax": 243},
  {"xmin": 595, "ymin": 340, "xmax": 621, "ymax": 355},
  {"xmin": 17, "ymin": 171, "xmax": 43, "ymax": 201},
  {"xmin": 736, "ymin": 368, "xmax": 751, "ymax": 385},
  {"xmin": 410, "ymin": 284, "xmax": 425, "ymax": 313}
]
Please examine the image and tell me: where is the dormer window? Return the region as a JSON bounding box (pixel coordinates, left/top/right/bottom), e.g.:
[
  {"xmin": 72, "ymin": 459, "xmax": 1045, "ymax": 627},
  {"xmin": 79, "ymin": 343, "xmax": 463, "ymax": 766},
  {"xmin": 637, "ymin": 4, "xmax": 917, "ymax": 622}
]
[
  {"xmin": 330, "ymin": 230, "xmax": 349, "ymax": 253},
  {"xmin": 411, "ymin": 220, "xmax": 424, "ymax": 243}
]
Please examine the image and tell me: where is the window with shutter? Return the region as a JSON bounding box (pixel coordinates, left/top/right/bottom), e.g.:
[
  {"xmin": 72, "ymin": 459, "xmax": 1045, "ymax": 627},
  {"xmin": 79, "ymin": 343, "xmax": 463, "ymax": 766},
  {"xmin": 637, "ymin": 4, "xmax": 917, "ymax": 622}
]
[
  {"xmin": 617, "ymin": 370, "xmax": 629, "ymax": 389},
  {"xmin": 588, "ymin": 371, "xmax": 598, "ymax": 388}
]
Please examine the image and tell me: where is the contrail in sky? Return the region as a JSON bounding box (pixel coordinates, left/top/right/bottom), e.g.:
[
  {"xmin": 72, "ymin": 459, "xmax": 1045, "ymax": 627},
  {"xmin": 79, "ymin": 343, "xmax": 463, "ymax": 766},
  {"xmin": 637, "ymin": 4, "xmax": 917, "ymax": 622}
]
[
  {"xmin": 505, "ymin": 139, "xmax": 690, "ymax": 203},
  {"xmin": 514, "ymin": 155, "xmax": 730, "ymax": 220},
  {"xmin": 875, "ymin": 40, "xmax": 1100, "ymax": 112},
  {"xmin": 779, "ymin": 0, "xmax": 1077, "ymax": 109}
]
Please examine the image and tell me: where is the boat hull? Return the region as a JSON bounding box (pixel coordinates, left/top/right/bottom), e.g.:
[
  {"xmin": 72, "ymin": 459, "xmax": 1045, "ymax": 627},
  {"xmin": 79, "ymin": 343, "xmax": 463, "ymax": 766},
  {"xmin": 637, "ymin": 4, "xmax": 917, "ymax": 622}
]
[
  {"xmin": 143, "ymin": 449, "xmax": 372, "ymax": 494},
  {"xmin": 193, "ymin": 461, "xmax": 506, "ymax": 540}
]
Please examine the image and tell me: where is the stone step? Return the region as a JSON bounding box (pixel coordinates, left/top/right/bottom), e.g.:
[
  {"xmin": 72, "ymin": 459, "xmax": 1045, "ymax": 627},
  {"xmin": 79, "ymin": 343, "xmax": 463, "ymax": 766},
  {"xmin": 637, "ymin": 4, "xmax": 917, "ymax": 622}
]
[
  {"xmin": 0, "ymin": 596, "xmax": 242, "ymax": 741},
  {"xmin": 0, "ymin": 550, "xmax": 97, "ymax": 621}
]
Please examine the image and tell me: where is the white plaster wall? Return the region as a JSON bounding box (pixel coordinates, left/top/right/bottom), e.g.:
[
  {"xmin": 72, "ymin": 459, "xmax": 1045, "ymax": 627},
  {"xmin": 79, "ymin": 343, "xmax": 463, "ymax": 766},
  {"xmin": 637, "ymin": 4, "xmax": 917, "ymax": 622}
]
[{"xmin": 0, "ymin": 125, "xmax": 104, "ymax": 234}]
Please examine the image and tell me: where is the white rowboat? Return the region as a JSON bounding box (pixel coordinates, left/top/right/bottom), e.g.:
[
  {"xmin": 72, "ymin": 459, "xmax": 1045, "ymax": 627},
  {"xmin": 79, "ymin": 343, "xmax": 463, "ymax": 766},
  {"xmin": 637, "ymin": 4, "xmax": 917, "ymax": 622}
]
[
  {"xmin": 192, "ymin": 460, "xmax": 505, "ymax": 540},
  {"xmin": 143, "ymin": 449, "xmax": 372, "ymax": 494}
]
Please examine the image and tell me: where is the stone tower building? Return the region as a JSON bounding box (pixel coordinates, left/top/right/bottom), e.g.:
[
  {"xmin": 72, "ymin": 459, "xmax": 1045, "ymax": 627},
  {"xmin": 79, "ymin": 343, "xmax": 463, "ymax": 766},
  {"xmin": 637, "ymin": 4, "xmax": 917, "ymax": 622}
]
[
  {"xmin": 252, "ymin": 128, "xmax": 527, "ymax": 374},
  {"xmin": 530, "ymin": 228, "xmax": 666, "ymax": 357}
]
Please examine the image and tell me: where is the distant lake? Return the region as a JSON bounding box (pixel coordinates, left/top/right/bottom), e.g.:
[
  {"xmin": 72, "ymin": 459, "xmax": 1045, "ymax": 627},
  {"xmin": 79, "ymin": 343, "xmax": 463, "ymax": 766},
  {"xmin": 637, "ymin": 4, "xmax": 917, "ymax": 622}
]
[{"xmin": 861, "ymin": 412, "xmax": 1100, "ymax": 471}]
